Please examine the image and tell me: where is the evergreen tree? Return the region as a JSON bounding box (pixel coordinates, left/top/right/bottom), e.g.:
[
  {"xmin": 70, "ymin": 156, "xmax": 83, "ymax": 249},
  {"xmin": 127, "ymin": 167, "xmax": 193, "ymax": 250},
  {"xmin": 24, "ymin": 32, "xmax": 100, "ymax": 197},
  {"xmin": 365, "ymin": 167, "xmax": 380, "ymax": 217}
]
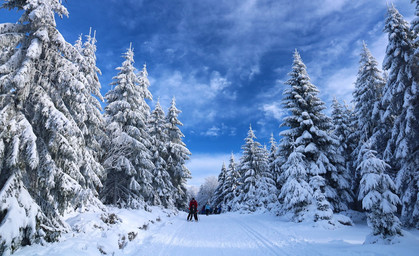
[
  {"xmin": 233, "ymin": 125, "xmax": 271, "ymax": 212},
  {"xmin": 223, "ymin": 153, "xmax": 240, "ymax": 211},
  {"xmin": 212, "ymin": 162, "xmax": 227, "ymax": 209},
  {"xmin": 380, "ymin": 4, "xmax": 419, "ymax": 228},
  {"xmin": 101, "ymin": 45, "xmax": 154, "ymax": 208},
  {"xmin": 352, "ymin": 43, "xmax": 386, "ymax": 157},
  {"xmin": 332, "ymin": 99, "xmax": 355, "ymax": 211},
  {"xmin": 278, "ymin": 50, "xmax": 339, "ymax": 220},
  {"xmin": 358, "ymin": 142, "xmax": 402, "ymax": 244},
  {"xmin": 379, "ymin": 5, "xmax": 415, "ymax": 173},
  {"xmin": 257, "ymin": 145, "xmax": 278, "ymax": 211},
  {"xmin": 73, "ymin": 28, "xmax": 107, "ymax": 196},
  {"xmin": 330, "ymin": 98, "xmax": 354, "ymax": 211},
  {"xmin": 148, "ymin": 100, "xmax": 175, "ymax": 208},
  {"xmin": 268, "ymin": 134, "xmax": 281, "ymax": 190},
  {"xmin": 79, "ymin": 29, "xmax": 107, "ymax": 159},
  {"xmin": 0, "ymin": 0, "xmax": 104, "ymax": 252},
  {"xmin": 351, "ymin": 43, "xmax": 386, "ymax": 206},
  {"xmin": 278, "ymin": 143, "xmax": 312, "ymax": 221},
  {"xmin": 396, "ymin": 0, "xmax": 419, "ymax": 228},
  {"xmin": 166, "ymin": 97, "xmax": 191, "ymax": 209}
]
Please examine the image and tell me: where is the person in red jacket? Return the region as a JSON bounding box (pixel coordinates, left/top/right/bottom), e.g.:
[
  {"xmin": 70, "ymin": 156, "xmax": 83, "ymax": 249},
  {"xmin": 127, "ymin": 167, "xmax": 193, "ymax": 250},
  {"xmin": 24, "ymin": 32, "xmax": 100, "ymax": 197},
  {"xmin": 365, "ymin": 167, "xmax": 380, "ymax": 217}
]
[{"xmin": 187, "ymin": 198, "xmax": 198, "ymax": 222}]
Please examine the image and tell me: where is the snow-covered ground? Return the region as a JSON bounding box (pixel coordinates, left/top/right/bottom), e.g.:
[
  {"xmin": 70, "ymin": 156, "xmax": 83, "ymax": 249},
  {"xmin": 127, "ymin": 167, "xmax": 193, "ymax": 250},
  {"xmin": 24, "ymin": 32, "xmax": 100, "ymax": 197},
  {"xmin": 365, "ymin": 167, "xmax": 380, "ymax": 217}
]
[{"xmin": 12, "ymin": 208, "xmax": 419, "ymax": 256}]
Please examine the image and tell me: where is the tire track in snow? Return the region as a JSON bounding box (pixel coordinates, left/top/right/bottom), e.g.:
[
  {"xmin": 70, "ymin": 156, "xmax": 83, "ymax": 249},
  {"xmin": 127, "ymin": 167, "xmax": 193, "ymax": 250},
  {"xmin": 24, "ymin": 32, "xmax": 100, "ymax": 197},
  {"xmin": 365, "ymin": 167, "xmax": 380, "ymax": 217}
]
[{"xmin": 233, "ymin": 216, "xmax": 290, "ymax": 256}]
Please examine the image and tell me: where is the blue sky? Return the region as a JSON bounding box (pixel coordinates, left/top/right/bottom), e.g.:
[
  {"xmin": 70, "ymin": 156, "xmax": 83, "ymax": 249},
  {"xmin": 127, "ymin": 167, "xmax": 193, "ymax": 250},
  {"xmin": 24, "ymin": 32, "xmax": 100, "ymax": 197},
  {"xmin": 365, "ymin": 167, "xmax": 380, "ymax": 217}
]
[{"xmin": 0, "ymin": 0, "xmax": 415, "ymax": 187}]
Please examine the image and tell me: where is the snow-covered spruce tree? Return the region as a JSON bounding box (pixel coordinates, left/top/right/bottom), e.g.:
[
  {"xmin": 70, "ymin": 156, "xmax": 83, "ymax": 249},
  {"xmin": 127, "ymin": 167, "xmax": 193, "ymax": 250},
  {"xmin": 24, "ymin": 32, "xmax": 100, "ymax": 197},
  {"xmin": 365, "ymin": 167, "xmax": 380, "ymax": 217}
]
[
  {"xmin": 165, "ymin": 97, "xmax": 191, "ymax": 209},
  {"xmin": 233, "ymin": 125, "xmax": 274, "ymax": 212},
  {"xmin": 76, "ymin": 29, "xmax": 107, "ymax": 165},
  {"xmin": 71, "ymin": 29, "xmax": 107, "ymax": 197},
  {"xmin": 1, "ymin": 0, "xmax": 109, "ymax": 252},
  {"xmin": 0, "ymin": 104, "xmax": 65, "ymax": 254},
  {"xmin": 379, "ymin": 4, "xmax": 419, "ymax": 228},
  {"xmin": 101, "ymin": 45, "xmax": 154, "ymax": 208},
  {"xmin": 330, "ymin": 98, "xmax": 355, "ymax": 211},
  {"xmin": 211, "ymin": 162, "xmax": 227, "ymax": 210},
  {"xmin": 396, "ymin": 0, "xmax": 419, "ymax": 228},
  {"xmin": 148, "ymin": 99, "xmax": 175, "ymax": 208},
  {"xmin": 257, "ymin": 145, "xmax": 279, "ymax": 212},
  {"xmin": 358, "ymin": 142, "xmax": 402, "ymax": 244},
  {"xmin": 268, "ymin": 134, "xmax": 282, "ymax": 191},
  {"xmin": 351, "ymin": 43, "xmax": 386, "ymax": 204},
  {"xmin": 223, "ymin": 153, "xmax": 240, "ymax": 211},
  {"xmin": 378, "ymin": 5, "xmax": 415, "ymax": 174},
  {"xmin": 278, "ymin": 50, "xmax": 344, "ymax": 220},
  {"xmin": 278, "ymin": 141, "xmax": 313, "ymax": 221},
  {"xmin": 352, "ymin": 43, "xmax": 385, "ymax": 159}
]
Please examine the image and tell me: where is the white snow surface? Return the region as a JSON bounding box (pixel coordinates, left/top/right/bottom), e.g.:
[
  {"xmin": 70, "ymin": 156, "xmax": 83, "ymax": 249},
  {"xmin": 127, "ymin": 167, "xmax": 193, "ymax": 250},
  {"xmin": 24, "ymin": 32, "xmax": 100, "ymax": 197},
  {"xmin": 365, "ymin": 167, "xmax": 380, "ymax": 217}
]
[{"xmin": 12, "ymin": 208, "xmax": 419, "ymax": 256}]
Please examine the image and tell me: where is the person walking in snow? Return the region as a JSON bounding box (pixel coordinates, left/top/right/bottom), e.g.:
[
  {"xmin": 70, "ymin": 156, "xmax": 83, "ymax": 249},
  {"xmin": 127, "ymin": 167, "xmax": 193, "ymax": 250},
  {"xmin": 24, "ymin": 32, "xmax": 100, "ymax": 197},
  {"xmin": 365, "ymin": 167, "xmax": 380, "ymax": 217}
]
[
  {"xmin": 205, "ymin": 202, "xmax": 211, "ymax": 216},
  {"xmin": 187, "ymin": 198, "xmax": 198, "ymax": 221}
]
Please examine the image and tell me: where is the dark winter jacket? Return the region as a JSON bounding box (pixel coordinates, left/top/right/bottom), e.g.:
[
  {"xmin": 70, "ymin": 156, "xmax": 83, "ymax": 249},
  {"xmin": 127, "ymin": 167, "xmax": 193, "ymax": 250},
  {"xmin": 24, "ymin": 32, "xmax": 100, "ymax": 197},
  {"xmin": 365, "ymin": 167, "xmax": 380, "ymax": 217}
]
[{"xmin": 189, "ymin": 200, "xmax": 198, "ymax": 211}]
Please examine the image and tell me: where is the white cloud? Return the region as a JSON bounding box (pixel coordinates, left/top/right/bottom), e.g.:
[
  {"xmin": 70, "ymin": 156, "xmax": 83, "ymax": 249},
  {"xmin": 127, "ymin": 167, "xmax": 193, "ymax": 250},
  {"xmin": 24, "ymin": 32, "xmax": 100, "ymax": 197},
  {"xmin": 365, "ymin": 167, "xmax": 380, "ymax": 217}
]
[
  {"xmin": 149, "ymin": 69, "xmax": 233, "ymax": 128},
  {"xmin": 202, "ymin": 126, "xmax": 221, "ymax": 137},
  {"xmin": 315, "ymin": 0, "xmax": 349, "ymax": 16},
  {"xmin": 262, "ymin": 102, "xmax": 286, "ymax": 121},
  {"xmin": 321, "ymin": 67, "xmax": 357, "ymax": 104},
  {"xmin": 200, "ymin": 123, "xmax": 237, "ymax": 137},
  {"xmin": 186, "ymin": 153, "xmax": 240, "ymax": 187}
]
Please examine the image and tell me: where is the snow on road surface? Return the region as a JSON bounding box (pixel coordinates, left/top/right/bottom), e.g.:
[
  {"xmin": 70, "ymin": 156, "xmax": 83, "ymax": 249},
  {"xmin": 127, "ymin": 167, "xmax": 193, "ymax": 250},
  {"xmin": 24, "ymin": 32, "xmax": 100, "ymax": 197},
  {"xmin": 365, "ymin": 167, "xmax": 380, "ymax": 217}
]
[
  {"xmin": 13, "ymin": 209, "xmax": 419, "ymax": 256},
  {"xmin": 136, "ymin": 212, "xmax": 419, "ymax": 256},
  {"xmin": 138, "ymin": 213, "xmax": 288, "ymax": 256}
]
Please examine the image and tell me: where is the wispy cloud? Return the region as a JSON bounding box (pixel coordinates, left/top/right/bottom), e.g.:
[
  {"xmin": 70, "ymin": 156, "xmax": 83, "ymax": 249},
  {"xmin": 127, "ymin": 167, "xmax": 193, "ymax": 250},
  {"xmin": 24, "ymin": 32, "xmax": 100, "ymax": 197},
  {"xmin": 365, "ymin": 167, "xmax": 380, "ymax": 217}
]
[
  {"xmin": 200, "ymin": 123, "xmax": 237, "ymax": 137},
  {"xmin": 186, "ymin": 153, "xmax": 241, "ymax": 187}
]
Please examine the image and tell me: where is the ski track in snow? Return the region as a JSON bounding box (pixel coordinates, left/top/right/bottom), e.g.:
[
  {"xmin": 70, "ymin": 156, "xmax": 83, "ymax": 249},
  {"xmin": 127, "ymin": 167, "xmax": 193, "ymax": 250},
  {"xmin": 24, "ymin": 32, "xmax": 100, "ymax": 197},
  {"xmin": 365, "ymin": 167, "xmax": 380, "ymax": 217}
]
[
  {"xmin": 12, "ymin": 210, "xmax": 419, "ymax": 256},
  {"xmin": 137, "ymin": 213, "xmax": 290, "ymax": 256},
  {"xmin": 234, "ymin": 220, "xmax": 286, "ymax": 255},
  {"xmin": 134, "ymin": 212, "xmax": 419, "ymax": 256}
]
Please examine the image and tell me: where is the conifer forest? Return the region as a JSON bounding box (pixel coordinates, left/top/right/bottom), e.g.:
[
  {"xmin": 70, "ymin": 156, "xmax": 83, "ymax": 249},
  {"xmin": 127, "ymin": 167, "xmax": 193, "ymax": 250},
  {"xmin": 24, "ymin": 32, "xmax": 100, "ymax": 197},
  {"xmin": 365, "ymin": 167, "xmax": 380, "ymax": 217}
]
[{"xmin": 0, "ymin": 0, "xmax": 418, "ymax": 254}]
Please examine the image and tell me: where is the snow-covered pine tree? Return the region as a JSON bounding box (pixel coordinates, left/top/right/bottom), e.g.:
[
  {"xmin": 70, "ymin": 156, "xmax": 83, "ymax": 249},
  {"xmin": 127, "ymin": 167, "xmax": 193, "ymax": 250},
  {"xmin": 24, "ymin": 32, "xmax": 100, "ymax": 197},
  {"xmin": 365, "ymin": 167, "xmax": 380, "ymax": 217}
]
[
  {"xmin": 0, "ymin": 104, "xmax": 65, "ymax": 254},
  {"xmin": 74, "ymin": 34, "xmax": 83, "ymax": 53},
  {"xmin": 211, "ymin": 162, "xmax": 227, "ymax": 210},
  {"xmin": 256, "ymin": 145, "xmax": 278, "ymax": 211},
  {"xmin": 380, "ymin": 4, "xmax": 419, "ymax": 228},
  {"xmin": 395, "ymin": 0, "xmax": 419, "ymax": 228},
  {"xmin": 148, "ymin": 99, "xmax": 175, "ymax": 208},
  {"xmin": 379, "ymin": 5, "xmax": 415, "ymax": 174},
  {"xmin": 79, "ymin": 29, "xmax": 107, "ymax": 158},
  {"xmin": 268, "ymin": 134, "xmax": 281, "ymax": 191},
  {"xmin": 351, "ymin": 43, "xmax": 386, "ymax": 210},
  {"xmin": 278, "ymin": 141, "xmax": 313, "ymax": 221},
  {"xmin": 223, "ymin": 153, "xmax": 240, "ymax": 211},
  {"xmin": 0, "ymin": 0, "xmax": 104, "ymax": 252},
  {"xmin": 73, "ymin": 28, "xmax": 107, "ymax": 197},
  {"xmin": 101, "ymin": 45, "xmax": 154, "ymax": 208},
  {"xmin": 358, "ymin": 142, "xmax": 402, "ymax": 244},
  {"xmin": 165, "ymin": 97, "xmax": 191, "ymax": 209},
  {"xmin": 278, "ymin": 50, "xmax": 341, "ymax": 220},
  {"xmin": 330, "ymin": 98, "xmax": 354, "ymax": 211},
  {"xmin": 352, "ymin": 42, "xmax": 386, "ymax": 158},
  {"xmin": 233, "ymin": 125, "xmax": 271, "ymax": 212}
]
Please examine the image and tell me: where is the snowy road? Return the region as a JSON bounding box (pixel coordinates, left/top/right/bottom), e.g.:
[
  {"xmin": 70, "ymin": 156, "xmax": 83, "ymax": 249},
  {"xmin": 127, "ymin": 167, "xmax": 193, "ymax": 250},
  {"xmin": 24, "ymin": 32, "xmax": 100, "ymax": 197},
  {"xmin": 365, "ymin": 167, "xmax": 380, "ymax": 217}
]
[
  {"xmin": 12, "ymin": 209, "xmax": 419, "ymax": 256},
  {"xmin": 136, "ymin": 213, "xmax": 290, "ymax": 256},
  {"xmin": 133, "ymin": 212, "xmax": 419, "ymax": 256}
]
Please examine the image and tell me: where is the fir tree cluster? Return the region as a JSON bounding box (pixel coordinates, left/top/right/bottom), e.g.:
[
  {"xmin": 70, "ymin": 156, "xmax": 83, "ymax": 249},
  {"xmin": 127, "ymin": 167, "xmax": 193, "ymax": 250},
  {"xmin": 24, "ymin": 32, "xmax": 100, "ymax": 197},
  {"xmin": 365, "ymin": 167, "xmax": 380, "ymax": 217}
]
[
  {"xmin": 211, "ymin": 3, "xmax": 418, "ymax": 244},
  {"xmin": 0, "ymin": 0, "xmax": 190, "ymax": 253}
]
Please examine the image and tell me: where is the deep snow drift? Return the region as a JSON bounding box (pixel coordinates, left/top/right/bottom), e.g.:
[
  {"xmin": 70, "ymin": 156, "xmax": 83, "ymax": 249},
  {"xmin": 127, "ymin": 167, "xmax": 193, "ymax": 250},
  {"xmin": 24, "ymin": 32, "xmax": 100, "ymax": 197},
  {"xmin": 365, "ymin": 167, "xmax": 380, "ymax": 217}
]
[{"xmin": 12, "ymin": 208, "xmax": 419, "ymax": 256}]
